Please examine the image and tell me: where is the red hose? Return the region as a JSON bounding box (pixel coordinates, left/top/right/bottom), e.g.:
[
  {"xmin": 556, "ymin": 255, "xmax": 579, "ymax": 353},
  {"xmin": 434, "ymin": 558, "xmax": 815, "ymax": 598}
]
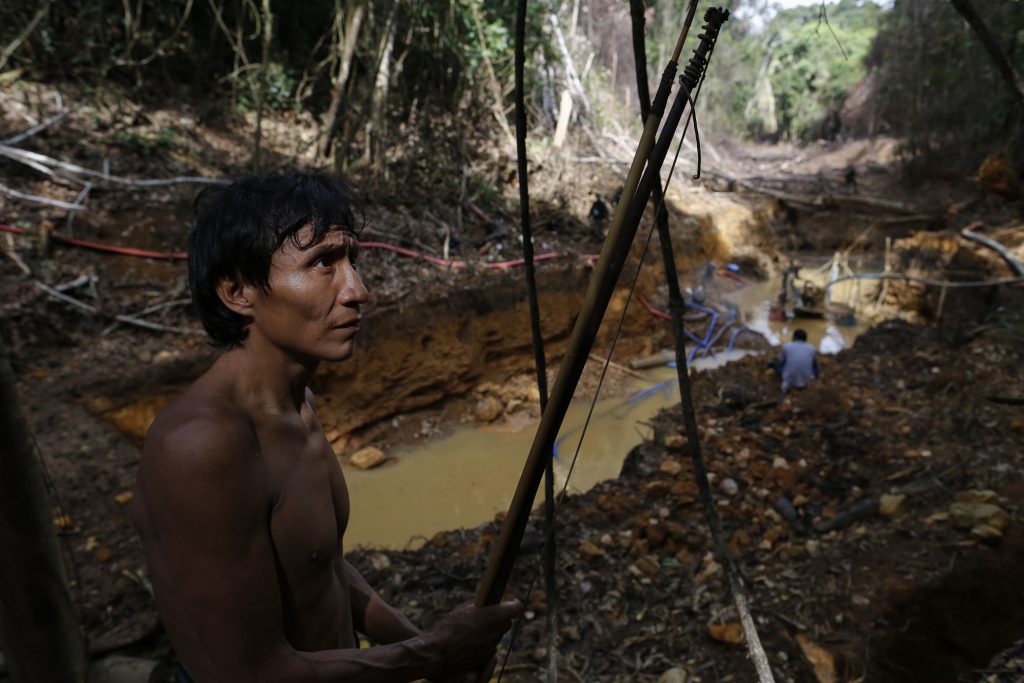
[
  {"xmin": 1, "ymin": 223, "xmax": 188, "ymax": 260},
  {"xmin": 720, "ymin": 269, "xmax": 753, "ymax": 285},
  {"xmin": 637, "ymin": 293, "xmax": 672, "ymax": 321},
  {"xmin": 0, "ymin": 223, "xmax": 569, "ymax": 270}
]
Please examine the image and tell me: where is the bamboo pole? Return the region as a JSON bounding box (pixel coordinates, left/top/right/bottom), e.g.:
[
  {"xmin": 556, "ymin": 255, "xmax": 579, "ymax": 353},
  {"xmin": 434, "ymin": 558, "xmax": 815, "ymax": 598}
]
[
  {"xmin": 629, "ymin": 6, "xmax": 775, "ymax": 681},
  {"xmin": 475, "ymin": 3, "xmax": 713, "ymax": 609}
]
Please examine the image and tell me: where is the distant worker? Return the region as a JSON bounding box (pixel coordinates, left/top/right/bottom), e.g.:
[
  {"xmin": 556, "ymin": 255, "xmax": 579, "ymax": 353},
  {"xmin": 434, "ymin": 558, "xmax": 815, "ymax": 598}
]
[
  {"xmin": 588, "ymin": 194, "xmax": 609, "ymax": 240},
  {"xmin": 843, "ymin": 165, "xmax": 858, "ymax": 194},
  {"xmin": 770, "ymin": 328, "xmax": 820, "ymax": 393},
  {"xmin": 779, "ymin": 261, "xmax": 804, "ymax": 309}
]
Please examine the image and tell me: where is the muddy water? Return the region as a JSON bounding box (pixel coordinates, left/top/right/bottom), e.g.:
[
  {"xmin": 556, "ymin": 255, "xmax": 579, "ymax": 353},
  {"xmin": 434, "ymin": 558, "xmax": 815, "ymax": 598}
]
[
  {"xmin": 343, "ymin": 351, "xmax": 750, "ymax": 550},
  {"xmin": 345, "ymin": 261, "xmax": 879, "ymax": 550},
  {"xmin": 723, "ymin": 267, "xmax": 872, "ymax": 351}
]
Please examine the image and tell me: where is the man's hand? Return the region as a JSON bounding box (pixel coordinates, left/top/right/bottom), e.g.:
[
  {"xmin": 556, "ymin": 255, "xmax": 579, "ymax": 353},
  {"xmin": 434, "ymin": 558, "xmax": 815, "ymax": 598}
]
[{"xmin": 425, "ymin": 600, "xmax": 522, "ymax": 679}]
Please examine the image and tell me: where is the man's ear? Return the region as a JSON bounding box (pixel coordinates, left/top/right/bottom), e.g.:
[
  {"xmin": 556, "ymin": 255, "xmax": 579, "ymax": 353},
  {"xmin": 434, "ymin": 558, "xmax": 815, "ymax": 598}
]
[{"xmin": 216, "ymin": 275, "xmax": 258, "ymax": 316}]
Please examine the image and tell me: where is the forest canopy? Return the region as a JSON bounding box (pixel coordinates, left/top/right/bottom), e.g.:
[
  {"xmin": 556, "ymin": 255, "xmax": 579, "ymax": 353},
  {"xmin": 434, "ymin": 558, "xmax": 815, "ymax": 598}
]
[{"xmin": 0, "ymin": 0, "xmax": 1021, "ymax": 171}]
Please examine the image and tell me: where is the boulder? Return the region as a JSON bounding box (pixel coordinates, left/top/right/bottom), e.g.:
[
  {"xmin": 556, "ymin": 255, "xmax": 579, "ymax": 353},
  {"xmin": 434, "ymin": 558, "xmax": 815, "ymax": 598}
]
[
  {"xmin": 349, "ymin": 446, "xmax": 387, "ymax": 470},
  {"xmin": 473, "ymin": 396, "xmax": 503, "ymax": 422},
  {"xmin": 879, "ymin": 494, "xmax": 907, "ymax": 520}
]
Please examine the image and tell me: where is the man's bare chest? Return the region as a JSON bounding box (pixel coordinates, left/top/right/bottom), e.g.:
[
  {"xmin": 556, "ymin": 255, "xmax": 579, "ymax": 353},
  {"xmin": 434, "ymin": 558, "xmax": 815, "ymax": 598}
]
[{"xmin": 255, "ymin": 416, "xmax": 350, "ymax": 587}]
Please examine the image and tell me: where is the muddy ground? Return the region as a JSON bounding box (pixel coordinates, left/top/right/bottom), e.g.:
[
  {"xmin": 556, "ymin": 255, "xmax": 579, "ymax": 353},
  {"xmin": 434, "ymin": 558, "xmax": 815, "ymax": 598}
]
[{"xmin": 2, "ymin": 81, "xmax": 1024, "ymax": 682}]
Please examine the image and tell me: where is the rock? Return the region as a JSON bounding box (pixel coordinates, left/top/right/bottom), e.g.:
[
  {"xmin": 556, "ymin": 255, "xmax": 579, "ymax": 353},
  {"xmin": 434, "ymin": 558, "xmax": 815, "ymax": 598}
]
[
  {"xmin": 795, "ymin": 634, "xmax": 837, "ymax": 683},
  {"xmin": 644, "ymin": 520, "xmax": 669, "ymax": 547},
  {"xmin": 923, "ymin": 511, "xmax": 949, "ymax": 524},
  {"xmin": 349, "ymin": 447, "xmax": 387, "ymax": 470},
  {"xmin": 473, "ymin": 396, "xmax": 503, "ymax": 422},
  {"xmin": 88, "ymin": 655, "xmax": 158, "ymax": 683},
  {"xmin": 664, "ymin": 434, "xmax": 686, "ymax": 450},
  {"xmin": 660, "ymin": 459, "xmax": 684, "ymax": 475},
  {"xmin": 719, "ymin": 478, "xmax": 739, "ymax": 496},
  {"xmin": 634, "ymin": 556, "xmax": 660, "ymax": 576},
  {"xmin": 772, "ymin": 456, "xmax": 789, "ymax": 469},
  {"xmin": 369, "ymin": 553, "xmax": 391, "ymax": 570},
  {"xmin": 971, "ymin": 524, "xmax": 1006, "ymax": 540},
  {"xmin": 879, "ymin": 493, "xmax": 907, "ymax": 520},
  {"xmin": 707, "ymin": 622, "xmax": 744, "ymax": 645},
  {"xmin": 954, "ymin": 489, "xmax": 999, "ymax": 505},
  {"xmin": 657, "ymin": 668, "xmax": 688, "ymax": 683},
  {"xmin": 152, "ymin": 350, "xmax": 178, "ymax": 364},
  {"xmin": 949, "ymin": 502, "xmax": 1011, "ymax": 532}
]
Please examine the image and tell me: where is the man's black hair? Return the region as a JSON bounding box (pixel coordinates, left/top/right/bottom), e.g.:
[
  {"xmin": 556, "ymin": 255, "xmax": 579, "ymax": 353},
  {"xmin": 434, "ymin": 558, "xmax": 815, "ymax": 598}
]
[
  {"xmin": 793, "ymin": 328, "xmax": 808, "ymax": 342},
  {"xmin": 188, "ymin": 174, "xmax": 362, "ymax": 347}
]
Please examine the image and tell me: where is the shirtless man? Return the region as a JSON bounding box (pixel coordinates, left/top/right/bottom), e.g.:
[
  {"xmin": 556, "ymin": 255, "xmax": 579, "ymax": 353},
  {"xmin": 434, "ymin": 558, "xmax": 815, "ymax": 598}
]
[{"xmin": 132, "ymin": 174, "xmax": 521, "ymax": 682}]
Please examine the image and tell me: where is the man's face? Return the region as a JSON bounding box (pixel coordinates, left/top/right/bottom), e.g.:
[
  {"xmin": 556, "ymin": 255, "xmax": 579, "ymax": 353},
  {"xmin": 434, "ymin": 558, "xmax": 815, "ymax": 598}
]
[{"xmin": 246, "ymin": 226, "xmax": 368, "ymax": 362}]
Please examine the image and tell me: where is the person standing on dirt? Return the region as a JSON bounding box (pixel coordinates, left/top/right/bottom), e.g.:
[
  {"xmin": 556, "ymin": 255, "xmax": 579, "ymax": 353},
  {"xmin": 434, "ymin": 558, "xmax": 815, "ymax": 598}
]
[
  {"xmin": 771, "ymin": 328, "xmax": 820, "ymax": 393},
  {"xmin": 132, "ymin": 174, "xmax": 521, "ymax": 683}
]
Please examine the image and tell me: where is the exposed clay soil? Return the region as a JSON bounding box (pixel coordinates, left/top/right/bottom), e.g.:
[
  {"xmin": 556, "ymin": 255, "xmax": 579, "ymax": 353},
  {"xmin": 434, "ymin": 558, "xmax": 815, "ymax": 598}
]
[{"xmin": 3, "ymin": 80, "xmax": 1024, "ymax": 681}]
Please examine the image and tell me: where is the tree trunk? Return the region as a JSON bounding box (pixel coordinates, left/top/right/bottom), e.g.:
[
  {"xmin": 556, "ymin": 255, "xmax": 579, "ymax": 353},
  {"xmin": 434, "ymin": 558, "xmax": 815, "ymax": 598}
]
[
  {"xmin": 251, "ymin": 0, "xmax": 273, "ymax": 171},
  {"xmin": 368, "ymin": 6, "xmax": 396, "ymax": 179},
  {"xmin": 319, "ymin": 0, "xmax": 366, "ymax": 159},
  {"xmin": 0, "ymin": 334, "xmax": 88, "ymax": 683},
  {"xmin": 948, "ymin": 0, "xmax": 1024, "ymax": 108}
]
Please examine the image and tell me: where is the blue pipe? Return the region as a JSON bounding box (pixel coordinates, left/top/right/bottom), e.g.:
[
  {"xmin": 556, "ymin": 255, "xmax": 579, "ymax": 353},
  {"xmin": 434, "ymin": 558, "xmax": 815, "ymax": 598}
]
[{"xmin": 683, "ymin": 303, "xmax": 718, "ymax": 364}]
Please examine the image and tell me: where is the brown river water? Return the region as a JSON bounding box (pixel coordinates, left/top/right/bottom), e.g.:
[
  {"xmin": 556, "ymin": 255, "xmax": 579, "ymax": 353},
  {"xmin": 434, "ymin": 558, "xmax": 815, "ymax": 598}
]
[{"xmin": 344, "ymin": 269, "xmax": 872, "ymax": 549}]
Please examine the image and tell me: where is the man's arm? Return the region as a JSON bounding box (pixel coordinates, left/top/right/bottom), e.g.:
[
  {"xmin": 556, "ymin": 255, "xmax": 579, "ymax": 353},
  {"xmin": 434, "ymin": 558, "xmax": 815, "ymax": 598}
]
[
  {"xmin": 342, "ymin": 559, "xmax": 422, "ymax": 645},
  {"xmin": 135, "ymin": 412, "xmax": 518, "ymax": 683}
]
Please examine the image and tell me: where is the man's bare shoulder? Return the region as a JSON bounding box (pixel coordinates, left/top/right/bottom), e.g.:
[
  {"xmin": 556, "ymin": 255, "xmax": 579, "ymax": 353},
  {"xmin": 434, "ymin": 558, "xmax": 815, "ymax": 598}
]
[{"xmin": 141, "ymin": 385, "xmax": 259, "ymax": 483}]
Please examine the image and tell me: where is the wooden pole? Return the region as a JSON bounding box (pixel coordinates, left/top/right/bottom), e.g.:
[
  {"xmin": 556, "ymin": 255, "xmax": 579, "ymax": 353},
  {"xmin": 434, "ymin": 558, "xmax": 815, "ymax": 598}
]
[
  {"xmin": 0, "ymin": 333, "xmax": 88, "ymax": 682},
  {"xmin": 475, "ymin": 3, "xmax": 714, "ymax": 609}
]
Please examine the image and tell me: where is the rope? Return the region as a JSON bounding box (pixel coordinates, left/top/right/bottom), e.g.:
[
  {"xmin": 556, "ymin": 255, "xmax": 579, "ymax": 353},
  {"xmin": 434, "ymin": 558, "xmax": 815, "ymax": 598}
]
[
  {"xmin": 496, "ymin": 31, "xmax": 703, "ymax": 680},
  {"xmin": 631, "ymin": 6, "xmax": 776, "ymax": 681},
  {"xmin": 512, "ymin": 0, "xmax": 558, "ymax": 680}
]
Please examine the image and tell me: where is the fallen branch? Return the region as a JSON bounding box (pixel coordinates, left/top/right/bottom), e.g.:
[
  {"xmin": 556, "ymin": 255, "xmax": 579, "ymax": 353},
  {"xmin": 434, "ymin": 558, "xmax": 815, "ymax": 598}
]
[
  {"xmin": 709, "ymin": 170, "xmax": 927, "ymax": 215},
  {"xmin": 1, "ymin": 110, "xmax": 67, "ymax": 146},
  {"xmin": 35, "ymin": 282, "xmax": 202, "ymax": 336},
  {"xmin": 0, "ymin": 182, "xmax": 86, "ymax": 211},
  {"xmin": 0, "ymin": 143, "xmax": 222, "ymax": 188},
  {"xmin": 587, "ymin": 352, "xmax": 647, "ymax": 380},
  {"xmin": 101, "ymin": 298, "xmax": 192, "ymax": 335},
  {"xmin": 826, "ymin": 272, "xmax": 1024, "ymax": 291},
  {"xmin": 1, "ymin": 234, "xmax": 31, "ymax": 275},
  {"xmin": 987, "ymin": 396, "xmax": 1024, "ymax": 406}
]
